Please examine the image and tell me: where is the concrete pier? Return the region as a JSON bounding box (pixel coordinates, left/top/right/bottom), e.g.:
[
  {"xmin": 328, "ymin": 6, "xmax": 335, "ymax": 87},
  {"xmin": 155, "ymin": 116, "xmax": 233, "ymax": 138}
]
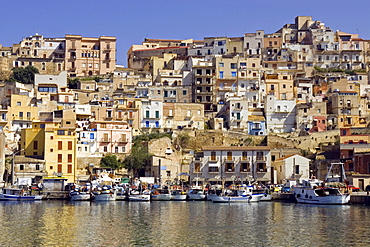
[{"xmin": 350, "ymin": 192, "xmax": 370, "ymax": 205}]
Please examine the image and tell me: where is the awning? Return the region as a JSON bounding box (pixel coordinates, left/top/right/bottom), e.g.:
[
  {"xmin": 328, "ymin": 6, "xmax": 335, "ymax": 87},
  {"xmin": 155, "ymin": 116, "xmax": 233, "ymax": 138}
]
[
  {"xmin": 192, "ymin": 178, "xmax": 205, "ymax": 181},
  {"xmin": 224, "ymin": 178, "xmax": 235, "ymax": 181},
  {"xmin": 207, "ymin": 178, "xmax": 221, "ymax": 181},
  {"xmin": 256, "ymin": 178, "xmax": 270, "ymax": 182}
]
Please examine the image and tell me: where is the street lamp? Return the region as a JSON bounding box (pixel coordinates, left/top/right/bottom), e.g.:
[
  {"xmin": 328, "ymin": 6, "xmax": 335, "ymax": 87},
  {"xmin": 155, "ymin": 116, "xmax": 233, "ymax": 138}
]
[{"xmin": 11, "ymin": 149, "xmax": 24, "ymax": 186}]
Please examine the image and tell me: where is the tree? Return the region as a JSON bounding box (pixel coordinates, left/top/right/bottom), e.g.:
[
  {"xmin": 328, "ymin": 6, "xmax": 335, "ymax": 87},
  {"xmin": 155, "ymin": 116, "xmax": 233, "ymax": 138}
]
[
  {"xmin": 68, "ymin": 78, "xmax": 80, "ymax": 89},
  {"xmin": 122, "ymin": 144, "xmax": 151, "ymax": 177},
  {"xmin": 100, "ymin": 154, "xmax": 123, "ymax": 170},
  {"xmin": 11, "ymin": 65, "xmax": 39, "ymax": 84}
]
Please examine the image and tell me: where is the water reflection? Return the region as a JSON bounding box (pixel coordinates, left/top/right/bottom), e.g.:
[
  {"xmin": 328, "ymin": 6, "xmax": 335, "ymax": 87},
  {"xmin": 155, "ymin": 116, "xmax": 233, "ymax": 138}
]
[{"xmin": 0, "ymin": 201, "xmax": 370, "ymax": 246}]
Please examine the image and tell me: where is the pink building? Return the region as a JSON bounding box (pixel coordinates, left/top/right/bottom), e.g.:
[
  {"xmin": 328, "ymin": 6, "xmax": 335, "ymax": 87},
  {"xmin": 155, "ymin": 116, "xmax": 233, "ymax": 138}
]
[
  {"xmin": 310, "ymin": 116, "xmax": 327, "ymax": 133},
  {"xmin": 90, "ymin": 121, "xmax": 132, "ymax": 154}
]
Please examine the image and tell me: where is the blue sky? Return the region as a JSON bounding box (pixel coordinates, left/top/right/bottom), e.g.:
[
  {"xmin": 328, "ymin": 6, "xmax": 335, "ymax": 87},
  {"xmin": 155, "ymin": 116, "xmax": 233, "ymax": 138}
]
[{"xmin": 1, "ymin": 0, "xmax": 370, "ymax": 66}]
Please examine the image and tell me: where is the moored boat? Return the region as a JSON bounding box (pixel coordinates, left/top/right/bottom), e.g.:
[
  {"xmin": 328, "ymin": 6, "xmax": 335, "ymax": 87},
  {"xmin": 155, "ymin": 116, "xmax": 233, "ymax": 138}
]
[
  {"xmin": 70, "ymin": 187, "xmax": 92, "ymax": 201},
  {"xmin": 129, "ymin": 189, "xmax": 151, "ymax": 201},
  {"xmin": 187, "ymin": 189, "xmax": 206, "ymax": 200},
  {"xmin": 293, "ymin": 179, "xmax": 350, "ymax": 205},
  {"xmin": 92, "ymin": 186, "xmax": 117, "ymax": 201},
  {"xmin": 0, "ymin": 187, "xmax": 42, "ymax": 201},
  {"xmin": 151, "ymin": 189, "xmax": 171, "ymax": 201},
  {"xmin": 210, "ymin": 189, "xmax": 263, "ymax": 203},
  {"xmin": 171, "ymin": 190, "xmax": 187, "ymax": 201},
  {"xmin": 293, "ymin": 163, "xmax": 350, "ymax": 205}
]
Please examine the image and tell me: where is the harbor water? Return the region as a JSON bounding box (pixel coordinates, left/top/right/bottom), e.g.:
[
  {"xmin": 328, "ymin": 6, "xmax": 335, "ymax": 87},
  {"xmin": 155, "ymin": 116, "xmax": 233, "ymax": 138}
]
[{"xmin": 1, "ymin": 200, "xmax": 370, "ymax": 246}]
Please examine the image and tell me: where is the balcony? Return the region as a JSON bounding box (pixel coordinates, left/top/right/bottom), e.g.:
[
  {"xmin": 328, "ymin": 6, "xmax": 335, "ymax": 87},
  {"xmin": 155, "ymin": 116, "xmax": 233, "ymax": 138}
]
[
  {"xmin": 209, "ymin": 157, "xmax": 219, "ymax": 162},
  {"xmin": 256, "ymin": 156, "xmax": 266, "ymax": 161},
  {"xmin": 117, "ymin": 138, "xmax": 127, "ymax": 143},
  {"xmin": 223, "ymin": 157, "xmax": 235, "ymax": 162},
  {"xmin": 239, "ymin": 157, "xmax": 250, "ymax": 162},
  {"xmin": 100, "ymin": 138, "xmax": 111, "ymax": 143}
]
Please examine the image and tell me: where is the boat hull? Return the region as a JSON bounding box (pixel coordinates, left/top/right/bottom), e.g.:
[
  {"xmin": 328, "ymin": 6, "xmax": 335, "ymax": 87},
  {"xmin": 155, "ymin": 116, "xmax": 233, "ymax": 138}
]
[
  {"xmin": 211, "ymin": 194, "xmax": 262, "ymax": 203},
  {"xmin": 70, "ymin": 192, "xmax": 92, "ymax": 201},
  {"xmin": 293, "ymin": 188, "xmax": 350, "ymax": 205},
  {"xmin": 0, "ymin": 194, "xmax": 38, "ymax": 201},
  {"xmin": 129, "ymin": 194, "xmax": 150, "ymax": 201},
  {"xmin": 171, "ymin": 194, "xmax": 187, "ymax": 201},
  {"xmin": 93, "ymin": 192, "xmax": 117, "ymax": 201},
  {"xmin": 151, "ymin": 194, "xmax": 171, "ymax": 201}
]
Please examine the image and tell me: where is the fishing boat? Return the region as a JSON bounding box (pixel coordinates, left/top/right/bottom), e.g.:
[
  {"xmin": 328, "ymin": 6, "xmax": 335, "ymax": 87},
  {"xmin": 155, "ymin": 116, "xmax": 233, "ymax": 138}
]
[
  {"xmin": 0, "ymin": 187, "xmax": 42, "ymax": 201},
  {"xmin": 187, "ymin": 189, "xmax": 206, "ymax": 200},
  {"xmin": 151, "ymin": 189, "xmax": 171, "ymax": 201},
  {"xmin": 210, "ymin": 189, "xmax": 263, "ymax": 203},
  {"xmin": 92, "ymin": 185, "xmax": 116, "ymax": 201},
  {"xmin": 69, "ymin": 187, "xmax": 92, "ymax": 201},
  {"xmin": 128, "ymin": 189, "xmax": 151, "ymax": 201},
  {"xmin": 171, "ymin": 190, "xmax": 187, "ymax": 201},
  {"xmin": 293, "ymin": 163, "xmax": 350, "ymax": 205}
]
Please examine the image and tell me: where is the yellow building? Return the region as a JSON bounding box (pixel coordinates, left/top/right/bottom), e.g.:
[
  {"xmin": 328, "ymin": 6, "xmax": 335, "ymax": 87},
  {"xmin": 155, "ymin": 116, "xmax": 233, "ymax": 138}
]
[{"xmin": 21, "ymin": 121, "xmax": 77, "ymax": 183}]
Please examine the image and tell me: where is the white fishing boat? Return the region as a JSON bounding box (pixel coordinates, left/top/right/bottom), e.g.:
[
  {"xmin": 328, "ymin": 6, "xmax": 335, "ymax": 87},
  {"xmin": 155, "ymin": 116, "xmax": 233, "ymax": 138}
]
[
  {"xmin": 151, "ymin": 189, "xmax": 171, "ymax": 201},
  {"xmin": 293, "ymin": 163, "xmax": 350, "ymax": 205},
  {"xmin": 70, "ymin": 187, "xmax": 92, "ymax": 201},
  {"xmin": 128, "ymin": 189, "xmax": 151, "ymax": 201},
  {"xmin": 171, "ymin": 190, "xmax": 187, "ymax": 201},
  {"xmin": 0, "ymin": 187, "xmax": 42, "ymax": 201},
  {"xmin": 187, "ymin": 189, "xmax": 206, "ymax": 200},
  {"xmin": 92, "ymin": 186, "xmax": 117, "ymax": 201},
  {"xmin": 293, "ymin": 179, "xmax": 350, "ymax": 204},
  {"xmin": 210, "ymin": 189, "xmax": 263, "ymax": 203}
]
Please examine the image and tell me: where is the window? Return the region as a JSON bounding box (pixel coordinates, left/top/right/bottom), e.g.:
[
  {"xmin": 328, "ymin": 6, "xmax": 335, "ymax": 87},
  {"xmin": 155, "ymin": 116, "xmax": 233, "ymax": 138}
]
[
  {"xmin": 231, "ymin": 71, "xmax": 237, "ymax": 77},
  {"xmin": 58, "ymin": 141, "xmax": 62, "ymax": 150},
  {"xmin": 68, "ymin": 164, "xmax": 72, "ymax": 174},
  {"xmin": 194, "ymin": 163, "xmax": 201, "ymax": 173},
  {"xmin": 146, "ymin": 111, "xmax": 150, "ymax": 118},
  {"xmin": 155, "ymin": 111, "xmax": 159, "ymax": 118},
  {"xmin": 17, "ymin": 101, "xmax": 21, "ymax": 106},
  {"xmin": 230, "ymin": 63, "xmax": 237, "ymax": 69},
  {"xmin": 295, "ymin": 165, "xmax": 300, "ymax": 174},
  {"xmin": 33, "ymin": 141, "xmax": 38, "ymax": 150},
  {"xmin": 68, "ymin": 154, "xmax": 72, "ymax": 163},
  {"xmin": 57, "ymin": 130, "xmax": 65, "ymax": 135},
  {"xmin": 36, "ymin": 165, "xmax": 40, "ymax": 170},
  {"xmin": 211, "ymin": 151, "xmax": 216, "ymax": 161},
  {"xmin": 58, "ymin": 154, "xmax": 62, "ymax": 162},
  {"xmin": 219, "ymin": 71, "xmax": 224, "ymax": 79},
  {"xmin": 183, "ymin": 90, "xmax": 187, "ymax": 95},
  {"xmin": 58, "ymin": 164, "xmax": 62, "ymax": 173},
  {"xmin": 19, "ymin": 112, "xmax": 23, "ymax": 118},
  {"xmin": 219, "ymin": 62, "xmax": 224, "ymax": 67},
  {"xmin": 68, "ymin": 141, "xmax": 72, "ymax": 150}
]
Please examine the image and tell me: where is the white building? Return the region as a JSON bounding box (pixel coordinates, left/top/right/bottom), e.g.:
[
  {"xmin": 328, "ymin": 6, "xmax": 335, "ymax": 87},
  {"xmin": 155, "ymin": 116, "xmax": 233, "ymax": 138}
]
[
  {"xmin": 190, "ymin": 146, "xmax": 271, "ymax": 185},
  {"xmin": 274, "ymin": 154, "xmax": 310, "ymax": 184},
  {"xmin": 264, "ymin": 95, "xmax": 296, "ymax": 133}
]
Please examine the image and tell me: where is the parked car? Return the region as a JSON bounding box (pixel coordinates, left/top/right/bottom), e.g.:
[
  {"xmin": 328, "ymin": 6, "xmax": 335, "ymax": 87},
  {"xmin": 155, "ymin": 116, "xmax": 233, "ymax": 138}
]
[{"xmin": 348, "ymin": 185, "xmax": 360, "ymax": 192}]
